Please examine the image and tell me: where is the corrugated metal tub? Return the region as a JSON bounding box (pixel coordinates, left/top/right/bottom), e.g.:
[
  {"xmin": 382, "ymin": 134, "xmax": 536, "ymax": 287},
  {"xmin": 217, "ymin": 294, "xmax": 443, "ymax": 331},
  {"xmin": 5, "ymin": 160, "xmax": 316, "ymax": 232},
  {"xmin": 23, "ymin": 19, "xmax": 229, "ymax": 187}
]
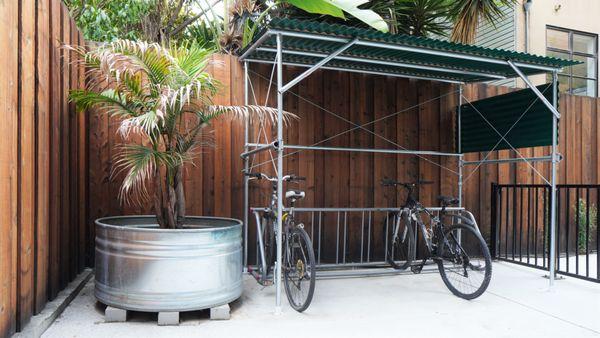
[{"xmin": 95, "ymin": 216, "xmax": 243, "ymax": 312}]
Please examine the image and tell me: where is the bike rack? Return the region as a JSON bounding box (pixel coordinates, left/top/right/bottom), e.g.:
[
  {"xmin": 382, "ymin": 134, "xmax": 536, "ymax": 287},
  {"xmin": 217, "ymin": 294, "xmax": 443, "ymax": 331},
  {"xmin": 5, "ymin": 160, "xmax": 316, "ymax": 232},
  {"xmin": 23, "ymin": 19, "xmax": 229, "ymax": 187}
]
[{"xmin": 247, "ymin": 207, "xmax": 480, "ymax": 281}]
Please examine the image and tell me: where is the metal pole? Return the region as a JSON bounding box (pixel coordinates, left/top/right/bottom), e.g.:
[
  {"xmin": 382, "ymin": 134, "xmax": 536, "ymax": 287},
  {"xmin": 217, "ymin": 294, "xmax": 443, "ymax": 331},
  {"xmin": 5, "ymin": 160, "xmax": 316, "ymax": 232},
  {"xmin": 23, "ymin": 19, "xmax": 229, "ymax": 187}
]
[
  {"xmin": 243, "ymin": 61, "xmax": 249, "ymax": 272},
  {"xmin": 458, "ymin": 85, "xmax": 463, "ymax": 207},
  {"xmin": 275, "ymin": 33, "xmax": 284, "ymax": 314},
  {"xmin": 549, "ymin": 70, "xmax": 559, "ymax": 286}
]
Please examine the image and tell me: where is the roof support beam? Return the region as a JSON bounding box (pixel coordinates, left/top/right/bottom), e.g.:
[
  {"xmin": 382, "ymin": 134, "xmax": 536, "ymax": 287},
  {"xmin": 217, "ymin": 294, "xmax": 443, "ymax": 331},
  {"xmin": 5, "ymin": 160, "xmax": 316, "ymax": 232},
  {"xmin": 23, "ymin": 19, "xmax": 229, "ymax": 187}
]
[
  {"xmin": 267, "ymin": 29, "xmax": 560, "ymax": 73},
  {"xmin": 257, "ymin": 47, "xmax": 507, "ymax": 81},
  {"xmin": 280, "ymin": 39, "xmax": 358, "ymax": 93},
  {"xmin": 507, "ymin": 60, "xmax": 561, "ymax": 118},
  {"xmin": 244, "ymin": 58, "xmax": 464, "ymax": 84}
]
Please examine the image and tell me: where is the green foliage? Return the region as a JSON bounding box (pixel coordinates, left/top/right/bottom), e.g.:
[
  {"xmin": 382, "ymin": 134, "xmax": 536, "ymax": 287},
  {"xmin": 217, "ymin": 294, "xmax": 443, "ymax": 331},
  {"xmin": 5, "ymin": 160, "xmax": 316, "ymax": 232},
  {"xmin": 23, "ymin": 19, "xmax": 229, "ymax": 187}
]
[
  {"xmin": 64, "ymin": 0, "xmax": 153, "ymax": 41},
  {"xmin": 449, "ymin": 0, "xmax": 516, "ymax": 43},
  {"xmin": 371, "ymin": 0, "xmax": 451, "ymax": 37},
  {"xmin": 576, "ymin": 198, "xmax": 597, "ymax": 254}
]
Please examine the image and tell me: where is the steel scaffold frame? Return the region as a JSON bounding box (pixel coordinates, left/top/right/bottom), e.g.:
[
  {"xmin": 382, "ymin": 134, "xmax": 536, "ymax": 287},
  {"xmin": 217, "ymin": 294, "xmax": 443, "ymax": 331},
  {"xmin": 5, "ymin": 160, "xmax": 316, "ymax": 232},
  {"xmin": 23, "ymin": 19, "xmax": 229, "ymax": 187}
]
[{"xmin": 240, "ymin": 31, "xmax": 562, "ymax": 311}]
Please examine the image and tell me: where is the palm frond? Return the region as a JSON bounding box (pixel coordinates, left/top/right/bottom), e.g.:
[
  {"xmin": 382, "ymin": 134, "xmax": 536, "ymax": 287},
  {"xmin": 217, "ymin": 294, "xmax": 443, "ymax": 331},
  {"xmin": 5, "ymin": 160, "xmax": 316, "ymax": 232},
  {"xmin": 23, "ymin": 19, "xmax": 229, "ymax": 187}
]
[
  {"xmin": 206, "ymin": 105, "xmax": 298, "ymax": 126},
  {"xmin": 69, "ymin": 89, "xmax": 139, "ymax": 118}
]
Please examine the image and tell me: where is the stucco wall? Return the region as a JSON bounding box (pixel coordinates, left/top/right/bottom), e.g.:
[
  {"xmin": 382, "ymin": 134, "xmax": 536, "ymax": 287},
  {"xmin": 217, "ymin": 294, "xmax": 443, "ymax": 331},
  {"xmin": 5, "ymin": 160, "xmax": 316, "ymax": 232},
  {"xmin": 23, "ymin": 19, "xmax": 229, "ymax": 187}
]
[{"xmin": 515, "ymin": 0, "xmax": 600, "ymax": 86}]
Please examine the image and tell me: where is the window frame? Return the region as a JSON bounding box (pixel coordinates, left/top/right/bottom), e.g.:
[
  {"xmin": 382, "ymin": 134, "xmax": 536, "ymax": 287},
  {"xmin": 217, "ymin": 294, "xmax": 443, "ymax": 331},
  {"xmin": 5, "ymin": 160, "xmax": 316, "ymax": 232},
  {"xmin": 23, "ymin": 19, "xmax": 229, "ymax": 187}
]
[{"xmin": 546, "ymin": 25, "xmax": 598, "ymax": 97}]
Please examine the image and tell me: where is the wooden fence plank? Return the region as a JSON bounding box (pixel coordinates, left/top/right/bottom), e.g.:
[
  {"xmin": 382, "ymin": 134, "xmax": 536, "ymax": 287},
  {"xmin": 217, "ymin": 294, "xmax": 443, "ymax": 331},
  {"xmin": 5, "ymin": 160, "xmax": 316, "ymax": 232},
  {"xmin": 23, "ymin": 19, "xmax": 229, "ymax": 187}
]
[
  {"xmin": 18, "ymin": 0, "xmax": 37, "ymax": 329},
  {"xmin": 0, "ymin": 0, "xmax": 19, "ymax": 334},
  {"xmin": 35, "ymin": 0, "xmax": 51, "ymax": 315}
]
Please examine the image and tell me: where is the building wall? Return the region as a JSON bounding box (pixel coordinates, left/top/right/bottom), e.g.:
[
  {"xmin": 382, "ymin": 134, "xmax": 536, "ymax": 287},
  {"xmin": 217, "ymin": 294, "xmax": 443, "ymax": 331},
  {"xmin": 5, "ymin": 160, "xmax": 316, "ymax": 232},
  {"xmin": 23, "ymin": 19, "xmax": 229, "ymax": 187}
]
[{"xmin": 515, "ymin": 0, "xmax": 600, "ymax": 86}]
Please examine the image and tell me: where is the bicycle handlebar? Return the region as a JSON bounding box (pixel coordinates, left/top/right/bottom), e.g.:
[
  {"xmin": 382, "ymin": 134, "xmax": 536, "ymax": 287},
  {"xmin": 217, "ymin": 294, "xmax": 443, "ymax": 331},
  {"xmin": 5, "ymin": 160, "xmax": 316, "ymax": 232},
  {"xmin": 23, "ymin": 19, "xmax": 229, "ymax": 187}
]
[{"xmin": 244, "ymin": 172, "xmax": 306, "ymax": 182}]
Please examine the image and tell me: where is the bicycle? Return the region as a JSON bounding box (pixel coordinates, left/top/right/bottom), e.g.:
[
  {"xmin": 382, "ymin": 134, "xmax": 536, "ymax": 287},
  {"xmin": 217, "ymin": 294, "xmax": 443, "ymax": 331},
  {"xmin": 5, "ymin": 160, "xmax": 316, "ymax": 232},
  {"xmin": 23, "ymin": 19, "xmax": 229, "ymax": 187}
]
[
  {"xmin": 381, "ymin": 179, "xmax": 492, "ymax": 300},
  {"xmin": 246, "ymin": 172, "xmax": 316, "ymax": 312}
]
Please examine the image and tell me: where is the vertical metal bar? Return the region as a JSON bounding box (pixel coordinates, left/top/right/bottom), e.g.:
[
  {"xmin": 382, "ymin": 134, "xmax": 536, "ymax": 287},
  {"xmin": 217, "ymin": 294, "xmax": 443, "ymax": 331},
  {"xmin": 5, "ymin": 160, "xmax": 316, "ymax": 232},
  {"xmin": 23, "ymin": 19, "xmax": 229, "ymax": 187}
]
[
  {"xmin": 549, "ymin": 70, "xmax": 558, "ymax": 286},
  {"xmin": 565, "ymin": 188, "xmax": 569, "ymax": 272},
  {"xmin": 527, "ymin": 188, "xmax": 531, "ymax": 264},
  {"xmin": 534, "ymin": 187, "xmax": 539, "ymax": 266},
  {"xmin": 343, "ymin": 212, "xmax": 347, "ymax": 264},
  {"xmin": 336, "ymin": 212, "xmax": 340, "ymax": 264},
  {"xmin": 505, "ymin": 188, "xmax": 509, "ymax": 259},
  {"xmin": 519, "ymin": 188, "xmax": 524, "ymax": 261},
  {"xmin": 274, "ymin": 33, "xmax": 284, "ymax": 313},
  {"xmin": 596, "ymin": 188, "xmax": 599, "ymax": 280},
  {"xmin": 310, "ymin": 212, "xmax": 314, "ymax": 245},
  {"xmin": 360, "ymin": 211, "xmax": 365, "ymax": 263},
  {"xmin": 586, "ymin": 188, "xmax": 590, "ymax": 277},
  {"xmin": 367, "ymin": 211, "xmax": 372, "ymax": 262},
  {"xmin": 490, "ymin": 183, "xmax": 498, "ymax": 259},
  {"xmin": 318, "ymin": 212, "xmax": 322, "ymax": 264},
  {"xmin": 243, "ymin": 61, "xmax": 249, "ymax": 271},
  {"xmin": 512, "ymin": 187, "xmax": 517, "ymax": 261},
  {"xmin": 458, "ymin": 85, "xmax": 463, "ymax": 207},
  {"xmin": 575, "ymin": 188, "xmax": 580, "ymax": 275},
  {"xmin": 542, "ymin": 187, "xmax": 547, "ymax": 267},
  {"xmin": 384, "ymin": 213, "xmax": 389, "ymax": 261},
  {"xmin": 498, "ymin": 186, "xmax": 503, "ymax": 258}
]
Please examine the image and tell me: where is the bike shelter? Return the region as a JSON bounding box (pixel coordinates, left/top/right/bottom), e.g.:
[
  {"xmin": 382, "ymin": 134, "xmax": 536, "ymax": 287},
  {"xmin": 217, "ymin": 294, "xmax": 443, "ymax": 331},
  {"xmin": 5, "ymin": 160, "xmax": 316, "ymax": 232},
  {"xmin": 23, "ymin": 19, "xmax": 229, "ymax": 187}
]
[{"xmin": 238, "ymin": 18, "xmax": 576, "ymax": 312}]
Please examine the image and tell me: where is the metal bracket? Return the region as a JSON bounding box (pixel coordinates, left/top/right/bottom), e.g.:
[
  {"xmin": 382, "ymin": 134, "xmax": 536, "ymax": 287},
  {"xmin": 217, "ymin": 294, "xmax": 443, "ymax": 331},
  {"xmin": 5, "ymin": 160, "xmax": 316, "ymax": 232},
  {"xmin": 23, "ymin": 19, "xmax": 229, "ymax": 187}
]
[
  {"xmin": 506, "ymin": 60, "xmax": 561, "ymax": 119},
  {"xmin": 280, "ymin": 38, "xmax": 359, "ymax": 93}
]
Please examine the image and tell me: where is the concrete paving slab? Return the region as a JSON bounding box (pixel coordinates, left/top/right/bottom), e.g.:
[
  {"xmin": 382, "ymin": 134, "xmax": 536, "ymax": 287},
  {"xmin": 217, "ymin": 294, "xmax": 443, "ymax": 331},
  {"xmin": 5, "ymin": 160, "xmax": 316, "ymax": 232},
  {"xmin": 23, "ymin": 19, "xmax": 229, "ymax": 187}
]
[{"xmin": 42, "ymin": 262, "xmax": 600, "ymax": 338}]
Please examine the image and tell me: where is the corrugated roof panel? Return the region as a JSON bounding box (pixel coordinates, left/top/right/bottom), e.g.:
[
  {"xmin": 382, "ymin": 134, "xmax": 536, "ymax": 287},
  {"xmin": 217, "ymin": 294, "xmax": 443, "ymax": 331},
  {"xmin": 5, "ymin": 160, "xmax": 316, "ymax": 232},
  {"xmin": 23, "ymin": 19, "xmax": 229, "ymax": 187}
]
[
  {"xmin": 240, "ymin": 18, "xmax": 579, "ymax": 83},
  {"xmin": 459, "ymin": 83, "xmax": 558, "ymax": 153}
]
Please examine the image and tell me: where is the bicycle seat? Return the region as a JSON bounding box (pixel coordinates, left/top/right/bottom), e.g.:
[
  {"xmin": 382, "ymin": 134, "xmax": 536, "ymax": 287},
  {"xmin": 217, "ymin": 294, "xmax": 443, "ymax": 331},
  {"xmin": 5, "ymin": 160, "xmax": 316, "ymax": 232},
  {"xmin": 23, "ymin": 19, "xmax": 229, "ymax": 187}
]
[
  {"xmin": 285, "ymin": 190, "xmax": 305, "ymax": 200},
  {"xmin": 438, "ymin": 195, "xmax": 459, "ymax": 207}
]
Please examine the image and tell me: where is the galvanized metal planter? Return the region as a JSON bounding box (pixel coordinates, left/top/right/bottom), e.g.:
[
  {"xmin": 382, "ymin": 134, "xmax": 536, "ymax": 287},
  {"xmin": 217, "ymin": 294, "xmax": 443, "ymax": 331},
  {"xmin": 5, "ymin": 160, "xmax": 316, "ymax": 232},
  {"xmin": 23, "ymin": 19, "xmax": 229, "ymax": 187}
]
[{"xmin": 95, "ymin": 216, "xmax": 243, "ymax": 312}]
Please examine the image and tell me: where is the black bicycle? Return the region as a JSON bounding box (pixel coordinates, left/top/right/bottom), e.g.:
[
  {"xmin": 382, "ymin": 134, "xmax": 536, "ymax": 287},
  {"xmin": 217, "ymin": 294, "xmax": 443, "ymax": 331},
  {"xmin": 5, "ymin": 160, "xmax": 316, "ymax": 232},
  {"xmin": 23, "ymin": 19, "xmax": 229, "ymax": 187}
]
[
  {"xmin": 382, "ymin": 179, "xmax": 492, "ymax": 300},
  {"xmin": 246, "ymin": 172, "xmax": 316, "ymax": 312}
]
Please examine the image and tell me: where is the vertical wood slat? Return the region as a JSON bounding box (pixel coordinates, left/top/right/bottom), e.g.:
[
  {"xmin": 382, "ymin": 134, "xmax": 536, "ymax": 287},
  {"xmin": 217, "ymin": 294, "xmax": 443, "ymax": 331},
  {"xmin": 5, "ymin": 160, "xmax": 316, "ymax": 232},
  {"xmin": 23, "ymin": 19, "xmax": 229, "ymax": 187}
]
[
  {"xmin": 18, "ymin": 0, "xmax": 37, "ymax": 329},
  {"xmin": 35, "ymin": 0, "xmax": 51, "ymax": 315},
  {"xmin": 0, "ymin": 0, "xmax": 19, "ymax": 335}
]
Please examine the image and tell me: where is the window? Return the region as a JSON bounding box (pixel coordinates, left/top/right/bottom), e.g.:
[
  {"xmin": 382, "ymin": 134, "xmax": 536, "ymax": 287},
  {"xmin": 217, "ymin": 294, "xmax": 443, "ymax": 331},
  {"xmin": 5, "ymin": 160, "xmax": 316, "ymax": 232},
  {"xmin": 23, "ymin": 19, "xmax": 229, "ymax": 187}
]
[{"xmin": 546, "ymin": 26, "xmax": 598, "ymax": 97}]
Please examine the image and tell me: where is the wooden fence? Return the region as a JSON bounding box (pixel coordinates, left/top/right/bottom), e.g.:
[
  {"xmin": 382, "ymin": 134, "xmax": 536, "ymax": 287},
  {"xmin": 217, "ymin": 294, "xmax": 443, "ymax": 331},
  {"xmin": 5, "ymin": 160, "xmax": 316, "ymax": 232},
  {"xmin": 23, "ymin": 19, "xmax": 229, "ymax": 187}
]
[
  {"xmin": 0, "ymin": 0, "xmax": 87, "ymax": 336},
  {"xmin": 87, "ymin": 54, "xmax": 600, "ymax": 262}
]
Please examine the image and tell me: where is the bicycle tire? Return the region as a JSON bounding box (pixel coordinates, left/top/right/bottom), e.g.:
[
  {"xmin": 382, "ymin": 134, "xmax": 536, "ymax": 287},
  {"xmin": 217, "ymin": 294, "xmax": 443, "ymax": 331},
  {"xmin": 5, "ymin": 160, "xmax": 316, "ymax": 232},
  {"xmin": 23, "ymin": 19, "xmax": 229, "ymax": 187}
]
[
  {"xmin": 383, "ymin": 212, "xmax": 415, "ymax": 270},
  {"xmin": 260, "ymin": 216, "xmax": 275, "ymax": 283},
  {"xmin": 436, "ymin": 224, "xmax": 492, "ymax": 300},
  {"xmin": 283, "ymin": 227, "xmax": 316, "ymax": 312}
]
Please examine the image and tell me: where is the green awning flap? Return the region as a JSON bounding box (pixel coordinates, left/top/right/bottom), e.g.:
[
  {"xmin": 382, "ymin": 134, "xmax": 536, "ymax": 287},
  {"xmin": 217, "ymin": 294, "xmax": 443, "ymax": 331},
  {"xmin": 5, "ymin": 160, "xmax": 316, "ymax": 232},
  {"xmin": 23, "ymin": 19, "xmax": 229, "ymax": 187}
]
[
  {"xmin": 459, "ymin": 83, "xmax": 558, "ymax": 153},
  {"xmin": 240, "ymin": 18, "xmax": 578, "ymax": 83}
]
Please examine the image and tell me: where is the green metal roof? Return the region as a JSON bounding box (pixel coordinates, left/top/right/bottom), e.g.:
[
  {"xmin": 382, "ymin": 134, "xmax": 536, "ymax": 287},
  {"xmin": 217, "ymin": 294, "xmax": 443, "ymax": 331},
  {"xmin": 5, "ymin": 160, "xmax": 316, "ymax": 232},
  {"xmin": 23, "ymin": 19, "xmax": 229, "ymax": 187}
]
[
  {"xmin": 239, "ymin": 18, "xmax": 579, "ymax": 83},
  {"xmin": 459, "ymin": 83, "xmax": 558, "ymax": 153}
]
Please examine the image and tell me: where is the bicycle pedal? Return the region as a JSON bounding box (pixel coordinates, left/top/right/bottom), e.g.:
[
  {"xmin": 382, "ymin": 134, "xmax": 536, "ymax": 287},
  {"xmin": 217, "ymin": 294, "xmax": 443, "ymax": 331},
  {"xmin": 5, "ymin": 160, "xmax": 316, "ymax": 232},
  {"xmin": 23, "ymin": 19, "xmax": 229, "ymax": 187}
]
[{"xmin": 411, "ymin": 265, "xmax": 424, "ymax": 274}]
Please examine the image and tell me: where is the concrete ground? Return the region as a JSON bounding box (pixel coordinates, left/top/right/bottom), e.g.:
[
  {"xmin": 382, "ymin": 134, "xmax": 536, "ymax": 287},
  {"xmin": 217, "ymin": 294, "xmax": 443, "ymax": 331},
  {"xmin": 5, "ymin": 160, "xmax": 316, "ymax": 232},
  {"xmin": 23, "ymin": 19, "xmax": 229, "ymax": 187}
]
[{"xmin": 43, "ymin": 262, "xmax": 600, "ymax": 338}]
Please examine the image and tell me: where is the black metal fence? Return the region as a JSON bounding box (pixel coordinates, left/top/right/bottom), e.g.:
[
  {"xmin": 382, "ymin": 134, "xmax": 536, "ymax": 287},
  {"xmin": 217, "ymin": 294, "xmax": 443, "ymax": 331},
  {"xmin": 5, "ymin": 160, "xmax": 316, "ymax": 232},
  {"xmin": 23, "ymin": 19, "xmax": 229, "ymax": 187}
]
[{"xmin": 491, "ymin": 184, "xmax": 600, "ymax": 282}]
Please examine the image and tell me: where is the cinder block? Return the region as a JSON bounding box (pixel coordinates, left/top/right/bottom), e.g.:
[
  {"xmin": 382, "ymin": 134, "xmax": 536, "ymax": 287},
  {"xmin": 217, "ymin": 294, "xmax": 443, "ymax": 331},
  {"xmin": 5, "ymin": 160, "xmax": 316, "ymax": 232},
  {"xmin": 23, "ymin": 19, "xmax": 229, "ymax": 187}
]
[
  {"xmin": 105, "ymin": 306, "xmax": 127, "ymax": 322},
  {"xmin": 210, "ymin": 304, "xmax": 230, "ymax": 320},
  {"xmin": 158, "ymin": 312, "xmax": 180, "ymax": 326}
]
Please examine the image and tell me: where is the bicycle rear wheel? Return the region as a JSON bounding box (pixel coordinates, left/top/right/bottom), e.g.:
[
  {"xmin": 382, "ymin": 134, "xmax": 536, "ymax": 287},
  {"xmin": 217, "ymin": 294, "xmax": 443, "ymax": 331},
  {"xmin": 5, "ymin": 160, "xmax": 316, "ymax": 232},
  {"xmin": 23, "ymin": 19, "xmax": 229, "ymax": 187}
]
[
  {"xmin": 437, "ymin": 224, "xmax": 492, "ymax": 300},
  {"xmin": 384, "ymin": 212, "xmax": 415, "ymax": 270},
  {"xmin": 283, "ymin": 227, "xmax": 316, "ymax": 312}
]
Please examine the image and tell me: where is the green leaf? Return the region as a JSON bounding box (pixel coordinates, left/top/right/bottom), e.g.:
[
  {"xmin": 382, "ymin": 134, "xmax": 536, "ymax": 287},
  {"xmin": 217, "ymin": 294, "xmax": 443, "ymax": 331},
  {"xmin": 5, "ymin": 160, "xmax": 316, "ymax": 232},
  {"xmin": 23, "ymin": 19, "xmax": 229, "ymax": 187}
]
[
  {"xmin": 285, "ymin": 0, "xmax": 346, "ymax": 19},
  {"xmin": 328, "ymin": 0, "xmax": 389, "ymax": 32}
]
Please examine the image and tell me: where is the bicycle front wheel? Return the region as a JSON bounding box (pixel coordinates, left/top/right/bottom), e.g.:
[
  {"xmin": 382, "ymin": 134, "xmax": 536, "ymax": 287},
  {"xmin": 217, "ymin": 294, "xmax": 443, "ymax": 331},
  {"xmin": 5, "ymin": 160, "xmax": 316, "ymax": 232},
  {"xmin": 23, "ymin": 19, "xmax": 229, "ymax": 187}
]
[
  {"xmin": 384, "ymin": 212, "xmax": 415, "ymax": 270},
  {"xmin": 283, "ymin": 227, "xmax": 316, "ymax": 312},
  {"xmin": 437, "ymin": 224, "xmax": 492, "ymax": 300}
]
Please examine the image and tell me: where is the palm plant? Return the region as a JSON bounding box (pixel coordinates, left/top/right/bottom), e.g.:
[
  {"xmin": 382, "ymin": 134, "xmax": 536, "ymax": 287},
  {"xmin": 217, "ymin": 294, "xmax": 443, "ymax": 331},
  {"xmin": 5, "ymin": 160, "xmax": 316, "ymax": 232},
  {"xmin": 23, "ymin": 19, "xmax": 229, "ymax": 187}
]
[
  {"xmin": 68, "ymin": 40, "xmax": 291, "ymax": 228},
  {"xmin": 371, "ymin": 0, "xmax": 450, "ymax": 37},
  {"xmin": 449, "ymin": 0, "xmax": 515, "ymax": 44}
]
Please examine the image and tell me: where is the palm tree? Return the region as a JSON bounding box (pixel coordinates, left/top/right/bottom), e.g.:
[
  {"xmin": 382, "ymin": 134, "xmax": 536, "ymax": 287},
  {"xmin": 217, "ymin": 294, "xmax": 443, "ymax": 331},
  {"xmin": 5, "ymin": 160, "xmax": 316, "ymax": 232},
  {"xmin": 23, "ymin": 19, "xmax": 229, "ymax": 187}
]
[
  {"xmin": 68, "ymin": 40, "xmax": 292, "ymax": 228},
  {"xmin": 449, "ymin": 0, "xmax": 515, "ymax": 44},
  {"xmin": 371, "ymin": 0, "xmax": 450, "ymax": 37}
]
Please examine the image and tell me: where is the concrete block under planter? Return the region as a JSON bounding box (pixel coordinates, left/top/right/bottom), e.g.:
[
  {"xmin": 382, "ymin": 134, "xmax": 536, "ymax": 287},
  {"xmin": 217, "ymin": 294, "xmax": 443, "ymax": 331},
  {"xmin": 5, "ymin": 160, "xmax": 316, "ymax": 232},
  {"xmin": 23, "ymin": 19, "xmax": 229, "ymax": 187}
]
[{"xmin": 95, "ymin": 216, "xmax": 243, "ymax": 313}]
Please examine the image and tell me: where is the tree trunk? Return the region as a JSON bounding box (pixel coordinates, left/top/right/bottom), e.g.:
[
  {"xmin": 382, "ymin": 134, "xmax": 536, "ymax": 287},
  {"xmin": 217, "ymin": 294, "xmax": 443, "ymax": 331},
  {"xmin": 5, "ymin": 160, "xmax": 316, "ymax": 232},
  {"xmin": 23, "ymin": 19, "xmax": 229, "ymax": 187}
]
[
  {"xmin": 153, "ymin": 167, "xmax": 167, "ymax": 228},
  {"xmin": 174, "ymin": 166, "xmax": 186, "ymax": 227}
]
